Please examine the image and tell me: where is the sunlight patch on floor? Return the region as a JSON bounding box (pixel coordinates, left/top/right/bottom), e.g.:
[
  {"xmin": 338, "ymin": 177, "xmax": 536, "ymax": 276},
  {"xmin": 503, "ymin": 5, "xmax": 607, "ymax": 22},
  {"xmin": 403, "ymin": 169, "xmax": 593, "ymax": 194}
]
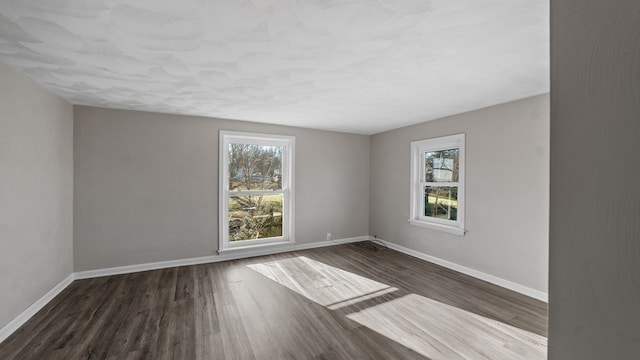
[
  {"xmin": 248, "ymin": 256, "xmax": 397, "ymax": 310},
  {"xmin": 247, "ymin": 256, "xmax": 397, "ymax": 309},
  {"xmin": 347, "ymin": 293, "xmax": 547, "ymax": 360}
]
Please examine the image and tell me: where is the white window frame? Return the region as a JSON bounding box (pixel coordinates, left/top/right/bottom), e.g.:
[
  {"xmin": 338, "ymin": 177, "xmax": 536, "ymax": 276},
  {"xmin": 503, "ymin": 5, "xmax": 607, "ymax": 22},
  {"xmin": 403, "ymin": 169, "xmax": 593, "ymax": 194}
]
[
  {"xmin": 219, "ymin": 131, "xmax": 295, "ymax": 253},
  {"xmin": 409, "ymin": 133, "xmax": 466, "ymax": 236}
]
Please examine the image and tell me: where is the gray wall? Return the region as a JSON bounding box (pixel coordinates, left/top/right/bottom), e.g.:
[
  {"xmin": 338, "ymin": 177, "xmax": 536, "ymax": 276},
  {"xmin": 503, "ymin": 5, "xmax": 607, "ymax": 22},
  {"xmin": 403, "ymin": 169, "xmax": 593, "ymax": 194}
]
[
  {"xmin": 370, "ymin": 94, "xmax": 549, "ymax": 293},
  {"xmin": 549, "ymin": 0, "xmax": 640, "ymax": 358},
  {"xmin": 0, "ymin": 63, "xmax": 73, "ymax": 329},
  {"xmin": 73, "ymin": 106, "xmax": 370, "ymax": 271}
]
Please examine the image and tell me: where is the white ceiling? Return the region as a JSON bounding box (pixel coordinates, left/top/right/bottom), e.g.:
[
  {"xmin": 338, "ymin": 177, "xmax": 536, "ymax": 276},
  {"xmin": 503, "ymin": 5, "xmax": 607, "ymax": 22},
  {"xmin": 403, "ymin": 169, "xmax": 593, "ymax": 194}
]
[{"xmin": 0, "ymin": 0, "xmax": 549, "ymax": 135}]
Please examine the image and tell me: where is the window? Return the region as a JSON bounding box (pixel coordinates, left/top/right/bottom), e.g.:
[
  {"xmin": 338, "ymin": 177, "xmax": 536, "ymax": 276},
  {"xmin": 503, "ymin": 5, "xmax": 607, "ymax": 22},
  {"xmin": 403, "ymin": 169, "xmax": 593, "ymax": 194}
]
[
  {"xmin": 410, "ymin": 133, "xmax": 465, "ymax": 235},
  {"xmin": 219, "ymin": 131, "xmax": 295, "ymax": 252}
]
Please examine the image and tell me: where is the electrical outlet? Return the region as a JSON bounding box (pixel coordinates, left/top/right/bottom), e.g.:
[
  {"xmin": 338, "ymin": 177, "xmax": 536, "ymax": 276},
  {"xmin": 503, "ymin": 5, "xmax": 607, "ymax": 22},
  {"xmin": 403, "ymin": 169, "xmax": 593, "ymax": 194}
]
[{"xmin": 326, "ymin": 232, "xmax": 332, "ymax": 241}]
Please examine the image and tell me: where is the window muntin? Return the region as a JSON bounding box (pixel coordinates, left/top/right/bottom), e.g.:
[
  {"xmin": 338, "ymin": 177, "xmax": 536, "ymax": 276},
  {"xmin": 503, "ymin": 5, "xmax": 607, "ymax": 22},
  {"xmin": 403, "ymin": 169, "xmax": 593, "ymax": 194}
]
[
  {"xmin": 410, "ymin": 134, "xmax": 465, "ymax": 235},
  {"xmin": 220, "ymin": 131, "xmax": 294, "ymax": 251}
]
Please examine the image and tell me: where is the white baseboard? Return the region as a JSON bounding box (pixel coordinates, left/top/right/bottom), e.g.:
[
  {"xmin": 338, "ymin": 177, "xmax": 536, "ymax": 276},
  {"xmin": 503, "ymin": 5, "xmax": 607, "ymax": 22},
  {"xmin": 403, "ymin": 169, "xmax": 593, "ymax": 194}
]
[
  {"xmin": 370, "ymin": 237, "xmax": 548, "ymax": 302},
  {"xmin": 75, "ymin": 236, "xmax": 368, "ymax": 280},
  {"xmin": 0, "ymin": 273, "xmax": 75, "ymax": 344}
]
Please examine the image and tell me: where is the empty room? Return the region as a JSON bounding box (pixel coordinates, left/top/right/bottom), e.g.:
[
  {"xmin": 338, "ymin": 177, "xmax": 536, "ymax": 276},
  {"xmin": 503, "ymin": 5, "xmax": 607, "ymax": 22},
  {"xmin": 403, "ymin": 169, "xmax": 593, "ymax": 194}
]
[{"xmin": 1, "ymin": 0, "xmax": 638, "ymax": 359}]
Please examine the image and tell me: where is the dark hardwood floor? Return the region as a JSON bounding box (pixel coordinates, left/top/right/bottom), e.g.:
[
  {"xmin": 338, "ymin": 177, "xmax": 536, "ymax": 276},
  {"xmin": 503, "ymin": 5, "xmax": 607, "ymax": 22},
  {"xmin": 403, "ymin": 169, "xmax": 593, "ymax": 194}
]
[{"xmin": 0, "ymin": 242, "xmax": 547, "ymax": 359}]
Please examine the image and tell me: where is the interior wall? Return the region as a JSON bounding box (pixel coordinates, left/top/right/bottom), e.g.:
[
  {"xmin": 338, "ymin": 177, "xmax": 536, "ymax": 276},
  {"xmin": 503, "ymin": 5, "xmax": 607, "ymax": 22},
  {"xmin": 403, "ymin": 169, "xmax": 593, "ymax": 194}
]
[
  {"xmin": 0, "ymin": 62, "xmax": 73, "ymax": 329},
  {"xmin": 549, "ymin": 0, "xmax": 640, "ymax": 358},
  {"xmin": 369, "ymin": 94, "xmax": 549, "ymax": 293},
  {"xmin": 73, "ymin": 106, "xmax": 370, "ymax": 271}
]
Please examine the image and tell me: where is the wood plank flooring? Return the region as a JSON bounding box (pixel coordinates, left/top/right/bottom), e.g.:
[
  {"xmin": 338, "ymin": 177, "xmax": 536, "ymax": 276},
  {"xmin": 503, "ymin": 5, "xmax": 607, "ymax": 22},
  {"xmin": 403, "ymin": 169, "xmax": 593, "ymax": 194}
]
[{"xmin": 0, "ymin": 242, "xmax": 547, "ymax": 359}]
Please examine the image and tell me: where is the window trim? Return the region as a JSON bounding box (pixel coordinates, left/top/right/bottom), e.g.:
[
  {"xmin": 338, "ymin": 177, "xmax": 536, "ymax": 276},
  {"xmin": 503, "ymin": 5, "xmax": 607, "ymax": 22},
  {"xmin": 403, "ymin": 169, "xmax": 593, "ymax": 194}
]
[
  {"xmin": 409, "ymin": 133, "xmax": 466, "ymax": 236},
  {"xmin": 219, "ymin": 130, "xmax": 295, "ymax": 253}
]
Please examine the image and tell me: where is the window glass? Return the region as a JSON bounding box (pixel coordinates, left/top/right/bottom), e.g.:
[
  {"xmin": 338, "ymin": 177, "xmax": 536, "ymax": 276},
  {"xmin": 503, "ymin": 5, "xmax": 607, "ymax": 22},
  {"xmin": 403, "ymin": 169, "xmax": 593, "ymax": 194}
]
[
  {"xmin": 228, "ymin": 144, "xmax": 283, "ymax": 191},
  {"xmin": 424, "ymin": 186, "xmax": 458, "ymax": 220},
  {"xmin": 425, "ymin": 148, "xmax": 459, "ymax": 182},
  {"xmin": 229, "ymin": 194, "xmax": 284, "ymax": 241}
]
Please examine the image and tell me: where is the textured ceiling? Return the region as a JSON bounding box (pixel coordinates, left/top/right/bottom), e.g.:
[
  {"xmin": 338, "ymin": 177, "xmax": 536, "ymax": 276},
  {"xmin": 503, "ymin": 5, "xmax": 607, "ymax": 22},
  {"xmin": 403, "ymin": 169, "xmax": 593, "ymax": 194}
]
[{"xmin": 0, "ymin": 0, "xmax": 548, "ymax": 134}]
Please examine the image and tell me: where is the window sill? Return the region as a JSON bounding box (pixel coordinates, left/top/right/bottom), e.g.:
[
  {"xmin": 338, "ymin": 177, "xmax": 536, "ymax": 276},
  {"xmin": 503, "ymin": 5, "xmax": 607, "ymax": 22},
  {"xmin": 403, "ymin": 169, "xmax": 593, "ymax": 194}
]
[
  {"xmin": 408, "ymin": 219, "xmax": 466, "ymax": 236},
  {"xmin": 218, "ymin": 239, "xmax": 295, "ymax": 255}
]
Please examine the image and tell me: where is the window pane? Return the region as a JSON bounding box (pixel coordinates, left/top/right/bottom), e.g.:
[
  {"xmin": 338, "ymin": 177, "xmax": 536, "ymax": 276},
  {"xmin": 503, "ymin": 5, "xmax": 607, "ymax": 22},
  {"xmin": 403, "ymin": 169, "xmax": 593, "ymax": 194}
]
[
  {"xmin": 228, "ymin": 144, "xmax": 283, "ymax": 190},
  {"xmin": 424, "ymin": 186, "xmax": 458, "ymax": 220},
  {"xmin": 229, "ymin": 194, "xmax": 283, "ymax": 241},
  {"xmin": 425, "ymin": 148, "xmax": 459, "ymax": 182}
]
